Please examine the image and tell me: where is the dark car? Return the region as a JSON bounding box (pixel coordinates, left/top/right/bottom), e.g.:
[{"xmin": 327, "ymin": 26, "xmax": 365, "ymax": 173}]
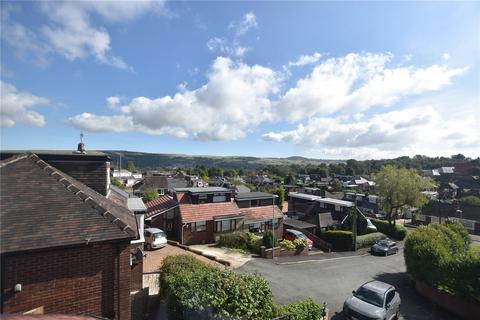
[{"xmin": 371, "ymin": 239, "xmax": 398, "ymax": 256}]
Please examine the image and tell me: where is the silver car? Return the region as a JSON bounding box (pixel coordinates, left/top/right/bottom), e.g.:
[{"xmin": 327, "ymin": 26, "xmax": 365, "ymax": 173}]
[
  {"xmin": 343, "ymin": 280, "xmax": 401, "ymax": 320},
  {"xmin": 371, "ymin": 240, "xmax": 399, "ymax": 256}
]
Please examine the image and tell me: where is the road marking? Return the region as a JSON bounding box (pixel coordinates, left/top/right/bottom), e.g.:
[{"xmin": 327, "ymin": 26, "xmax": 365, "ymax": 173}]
[{"xmin": 275, "ymin": 253, "xmax": 371, "ymax": 265}]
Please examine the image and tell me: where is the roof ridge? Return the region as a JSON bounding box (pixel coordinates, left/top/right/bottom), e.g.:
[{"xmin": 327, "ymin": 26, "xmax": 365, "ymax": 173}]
[
  {"xmin": 26, "ymin": 153, "xmax": 137, "ymax": 237},
  {"xmin": 0, "ymin": 153, "xmax": 29, "ymax": 168}
]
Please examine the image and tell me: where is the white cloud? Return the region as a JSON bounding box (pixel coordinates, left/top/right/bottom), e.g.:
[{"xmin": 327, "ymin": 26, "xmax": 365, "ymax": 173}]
[
  {"xmin": 229, "ymin": 12, "xmax": 258, "ymax": 37},
  {"xmin": 442, "ymin": 53, "xmax": 450, "ymax": 61},
  {"xmin": 68, "ymin": 57, "xmax": 280, "ymax": 140},
  {"xmin": 3, "ymin": 1, "xmax": 166, "ymax": 70},
  {"xmin": 276, "ymin": 53, "xmax": 467, "ymax": 121},
  {"xmin": 288, "ymin": 52, "xmax": 322, "ymax": 67},
  {"xmin": 206, "ymin": 37, "xmax": 249, "ymax": 58},
  {"xmin": 0, "ymin": 81, "xmax": 49, "ymax": 127}
]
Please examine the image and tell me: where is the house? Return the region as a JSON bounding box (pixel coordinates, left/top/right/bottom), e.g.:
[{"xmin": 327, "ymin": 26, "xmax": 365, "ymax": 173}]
[
  {"xmin": 235, "ymin": 192, "xmax": 276, "ymax": 208},
  {"xmin": 288, "ymin": 192, "xmax": 355, "ymax": 222},
  {"xmin": 133, "ymin": 175, "xmax": 188, "ymax": 197},
  {"xmin": 234, "ymin": 184, "xmax": 251, "ymax": 194},
  {"xmin": 144, "ymin": 195, "xmax": 180, "ymax": 240},
  {"xmin": 422, "ymin": 169, "xmax": 440, "ymax": 177},
  {"xmin": 0, "ymin": 152, "xmax": 142, "ymax": 319},
  {"xmin": 342, "ymin": 192, "xmax": 383, "ymax": 217},
  {"xmin": 343, "ymin": 176, "xmax": 376, "ymax": 192},
  {"xmin": 174, "ymin": 187, "xmax": 243, "ymax": 244},
  {"xmin": 240, "ymin": 205, "xmax": 284, "ymax": 236}
]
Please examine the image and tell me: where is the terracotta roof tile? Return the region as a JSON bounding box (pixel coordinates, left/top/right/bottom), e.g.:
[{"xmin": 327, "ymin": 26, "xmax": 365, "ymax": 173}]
[
  {"xmin": 145, "ymin": 195, "xmax": 178, "ymax": 219},
  {"xmin": 180, "ymin": 201, "xmax": 241, "ymax": 223},
  {"xmin": 240, "ymin": 205, "xmax": 283, "ymax": 223}
]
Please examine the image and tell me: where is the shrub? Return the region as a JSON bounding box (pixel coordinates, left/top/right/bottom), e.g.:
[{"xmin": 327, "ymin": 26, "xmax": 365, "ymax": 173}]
[
  {"xmin": 280, "ymin": 239, "xmax": 296, "ymax": 250},
  {"xmin": 320, "ymin": 230, "xmax": 353, "ymax": 251},
  {"xmin": 356, "ymin": 232, "xmax": 387, "ymax": 249},
  {"xmin": 277, "ymin": 298, "xmax": 326, "ymax": 320},
  {"xmin": 263, "ymin": 230, "xmax": 278, "ymax": 248},
  {"xmin": 217, "ymin": 232, "xmax": 262, "ymax": 253},
  {"xmin": 370, "ymin": 218, "xmax": 407, "ymax": 240},
  {"xmin": 293, "ymin": 238, "xmax": 308, "ymax": 250},
  {"xmin": 404, "ymin": 221, "xmax": 480, "ymax": 302}
]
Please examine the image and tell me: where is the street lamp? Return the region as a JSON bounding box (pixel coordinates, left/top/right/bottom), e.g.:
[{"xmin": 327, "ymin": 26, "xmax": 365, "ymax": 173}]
[{"xmin": 272, "ymin": 194, "xmax": 279, "ymax": 260}]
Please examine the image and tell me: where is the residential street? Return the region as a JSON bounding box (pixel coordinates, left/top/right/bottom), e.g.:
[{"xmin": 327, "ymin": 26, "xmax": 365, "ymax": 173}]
[{"xmin": 236, "ymin": 248, "xmax": 460, "ymax": 320}]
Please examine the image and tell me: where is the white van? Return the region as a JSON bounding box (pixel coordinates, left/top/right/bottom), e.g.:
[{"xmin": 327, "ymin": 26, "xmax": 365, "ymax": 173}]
[{"xmin": 144, "ymin": 228, "xmax": 167, "ymax": 250}]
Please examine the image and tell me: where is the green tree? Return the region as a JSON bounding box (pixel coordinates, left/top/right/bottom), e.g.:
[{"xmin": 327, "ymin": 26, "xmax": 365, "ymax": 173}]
[
  {"xmin": 142, "ymin": 187, "xmax": 159, "ymax": 203},
  {"xmin": 274, "ymin": 187, "xmax": 285, "ymax": 210},
  {"xmin": 458, "ymin": 195, "xmax": 480, "ymax": 206},
  {"xmin": 375, "ymin": 165, "xmax": 432, "ymax": 229},
  {"xmin": 111, "ymin": 178, "xmax": 124, "ymax": 189},
  {"xmin": 126, "ymin": 160, "xmax": 136, "ymax": 172}
]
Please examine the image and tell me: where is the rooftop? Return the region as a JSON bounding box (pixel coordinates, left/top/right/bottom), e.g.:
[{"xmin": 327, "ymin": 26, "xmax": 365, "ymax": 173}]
[
  {"xmin": 289, "ymin": 192, "xmax": 355, "ymax": 207},
  {"xmin": 175, "ymin": 187, "xmax": 231, "ymax": 194},
  {"xmin": 236, "ymin": 191, "xmax": 275, "ymax": 200},
  {"xmin": 179, "ymin": 201, "xmax": 241, "ymax": 223},
  {"xmin": 241, "ymin": 205, "xmax": 283, "ymax": 224},
  {"xmin": 145, "ymin": 195, "xmax": 178, "ymax": 219}
]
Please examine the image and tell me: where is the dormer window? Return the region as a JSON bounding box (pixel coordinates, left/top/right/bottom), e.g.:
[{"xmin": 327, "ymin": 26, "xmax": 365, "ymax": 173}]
[{"xmin": 213, "ymin": 193, "xmax": 226, "ymax": 203}]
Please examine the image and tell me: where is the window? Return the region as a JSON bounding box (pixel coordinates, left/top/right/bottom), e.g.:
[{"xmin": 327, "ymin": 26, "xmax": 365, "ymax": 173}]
[
  {"xmin": 385, "ymin": 290, "xmax": 395, "ymax": 305},
  {"xmin": 248, "ymin": 222, "xmax": 264, "ymax": 233},
  {"xmin": 213, "ymin": 193, "xmax": 226, "ymax": 203},
  {"xmin": 198, "ymin": 195, "xmax": 208, "ymax": 204},
  {"xmin": 251, "ymin": 199, "xmax": 259, "ymax": 207},
  {"xmin": 192, "ymin": 221, "xmax": 206, "ymax": 232},
  {"xmin": 215, "ymin": 219, "xmax": 237, "ymax": 232},
  {"xmin": 266, "ymin": 218, "xmax": 279, "ymax": 229}
]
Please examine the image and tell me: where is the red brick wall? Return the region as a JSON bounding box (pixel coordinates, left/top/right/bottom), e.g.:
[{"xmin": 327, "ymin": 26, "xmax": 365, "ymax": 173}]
[
  {"xmin": 182, "ymin": 221, "xmax": 215, "ymax": 245},
  {"xmin": 2, "ymin": 241, "xmax": 132, "ymax": 320}
]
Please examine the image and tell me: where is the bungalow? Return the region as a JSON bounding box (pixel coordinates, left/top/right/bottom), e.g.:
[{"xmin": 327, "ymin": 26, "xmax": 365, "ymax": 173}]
[
  {"xmin": 288, "ymin": 192, "xmax": 355, "ymax": 221},
  {"xmin": 235, "ymin": 192, "xmax": 283, "ymax": 236},
  {"xmin": 0, "ymin": 152, "xmax": 141, "ymax": 319},
  {"xmin": 144, "ymin": 195, "xmax": 180, "ymax": 240}
]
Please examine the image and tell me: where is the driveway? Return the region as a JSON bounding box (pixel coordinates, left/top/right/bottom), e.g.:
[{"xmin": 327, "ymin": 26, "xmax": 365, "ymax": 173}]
[
  {"xmin": 189, "ymin": 244, "xmax": 253, "ymax": 269},
  {"xmin": 236, "ymin": 249, "xmax": 460, "ymax": 320}
]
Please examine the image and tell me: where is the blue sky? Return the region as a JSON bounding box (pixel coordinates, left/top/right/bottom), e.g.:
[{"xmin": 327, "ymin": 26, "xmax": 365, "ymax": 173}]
[{"xmin": 1, "ymin": 1, "xmax": 479, "ymax": 159}]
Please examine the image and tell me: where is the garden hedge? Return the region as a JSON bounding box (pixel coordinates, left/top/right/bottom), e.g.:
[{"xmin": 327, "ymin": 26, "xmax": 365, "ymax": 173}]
[
  {"xmin": 160, "ymin": 255, "xmax": 325, "ymax": 319},
  {"xmin": 370, "ymin": 218, "xmax": 407, "ymax": 240},
  {"xmin": 218, "ymin": 232, "xmax": 263, "ymax": 253},
  {"xmin": 356, "ymin": 232, "xmax": 387, "ymax": 249},
  {"xmin": 320, "ymin": 230, "xmax": 353, "ymax": 251},
  {"xmin": 404, "ymin": 221, "xmax": 480, "ymax": 303}
]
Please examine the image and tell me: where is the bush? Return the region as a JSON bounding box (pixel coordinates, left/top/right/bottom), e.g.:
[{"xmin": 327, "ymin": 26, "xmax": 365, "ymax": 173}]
[
  {"xmin": 217, "ymin": 232, "xmax": 262, "ymax": 253},
  {"xmin": 356, "ymin": 232, "xmax": 387, "ymax": 249},
  {"xmin": 263, "ymin": 230, "xmax": 278, "ymax": 248},
  {"xmin": 370, "ymin": 218, "xmax": 407, "ymax": 240},
  {"xmin": 280, "ymin": 239, "xmax": 296, "ymax": 250},
  {"xmin": 160, "ymin": 255, "xmax": 276, "ymax": 319},
  {"xmin": 293, "ymin": 238, "xmax": 308, "ymax": 250},
  {"xmin": 404, "ymin": 221, "xmax": 480, "ymax": 302},
  {"xmin": 277, "ymin": 298, "xmax": 326, "ymax": 320},
  {"xmin": 320, "ymin": 230, "xmax": 353, "ymax": 251}
]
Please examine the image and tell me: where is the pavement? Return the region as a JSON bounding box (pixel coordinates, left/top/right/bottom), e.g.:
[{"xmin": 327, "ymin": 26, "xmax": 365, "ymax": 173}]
[
  {"xmin": 189, "ymin": 244, "xmax": 253, "ymax": 269},
  {"xmin": 236, "ymin": 247, "xmax": 460, "ymax": 320},
  {"xmin": 143, "ymin": 244, "xmax": 223, "ymax": 273}
]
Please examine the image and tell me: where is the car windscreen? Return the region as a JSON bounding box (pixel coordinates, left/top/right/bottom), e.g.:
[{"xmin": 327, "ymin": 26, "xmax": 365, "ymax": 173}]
[
  {"xmin": 153, "ymin": 232, "xmax": 165, "ymax": 239},
  {"xmin": 354, "ymin": 286, "xmax": 384, "ymax": 308}
]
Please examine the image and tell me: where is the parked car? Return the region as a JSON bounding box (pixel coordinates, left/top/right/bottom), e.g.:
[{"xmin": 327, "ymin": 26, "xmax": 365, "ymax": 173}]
[
  {"xmin": 144, "ymin": 227, "xmax": 167, "ymax": 250},
  {"xmin": 371, "ymin": 239, "xmax": 399, "ymax": 256},
  {"xmin": 343, "ymin": 280, "xmax": 401, "ymax": 320},
  {"xmin": 283, "ymin": 229, "xmax": 313, "ymax": 250}
]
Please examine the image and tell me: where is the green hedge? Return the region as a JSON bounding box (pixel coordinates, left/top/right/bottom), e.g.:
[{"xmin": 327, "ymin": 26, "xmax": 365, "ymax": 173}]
[
  {"xmin": 218, "ymin": 232, "xmax": 263, "ymax": 253},
  {"xmin": 404, "ymin": 221, "xmax": 480, "ymax": 303},
  {"xmin": 263, "ymin": 230, "xmax": 279, "ymax": 248},
  {"xmin": 356, "ymin": 232, "xmax": 387, "ymax": 249},
  {"xmin": 320, "ymin": 230, "xmax": 353, "ymax": 251},
  {"xmin": 370, "ymin": 218, "xmax": 407, "ymax": 240},
  {"xmin": 160, "ymin": 255, "xmax": 325, "ymax": 319}
]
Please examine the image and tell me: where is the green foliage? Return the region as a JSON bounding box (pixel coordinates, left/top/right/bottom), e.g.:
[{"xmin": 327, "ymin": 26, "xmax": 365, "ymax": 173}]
[
  {"xmin": 142, "ymin": 187, "xmax": 159, "ymax": 203},
  {"xmin": 217, "ymin": 232, "xmax": 262, "ymax": 253},
  {"xmin": 277, "ymin": 298, "xmax": 326, "ymax": 320},
  {"xmin": 126, "ymin": 160, "xmax": 136, "ymax": 172},
  {"xmin": 160, "ymin": 255, "xmax": 276, "ymax": 319},
  {"xmin": 375, "ymin": 165, "xmax": 433, "ymax": 226},
  {"xmin": 404, "ymin": 221, "xmax": 479, "ymax": 302},
  {"xmin": 274, "ymin": 187, "xmax": 285, "ymax": 210},
  {"xmin": 356, "ymin": 232, "xmax": 387, "ymax": 249},
  {"xmin": 458, "ymin": 195, "xmax": 480, "ymax": 206},
  {"xmin": 293, "ymin": 238, "xmax": 308, "ymax": 250},
  {"xmin": 111, "ymin": 177, "xmax": 124, "ymax": 189},
  {"xmin": 263, "ymin": 230, "xmax": 278, "ymax": 248},
  {"xmin": 370, "ymin": 218, "xmax": 407, "ymax": 240},
  {"xmin": 280, "ymin": 239, "xmax": 296, "ymax": 250},
  {"xmin": 320, "ymin": 230, "xmax": 353, "ymax": 251}
]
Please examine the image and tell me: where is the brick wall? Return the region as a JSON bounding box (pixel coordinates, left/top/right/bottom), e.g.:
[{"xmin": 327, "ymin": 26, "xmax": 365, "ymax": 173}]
[
  {"xmin": 2, "ymin": 241, "xmax": 131, "ymax": 320},
  {"xmin": 182, "ymin": 220, "xmax": 215, "ymax": 245}
]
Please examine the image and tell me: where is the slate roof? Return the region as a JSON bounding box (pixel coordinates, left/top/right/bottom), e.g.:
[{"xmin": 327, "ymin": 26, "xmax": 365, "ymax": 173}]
[
  {"xmin": 0, "ymin": 153, "xmax": 137, "ymax": 254},
  {"xmin": 133, "ymin": 175, "xmax": 168, "ymax": 192},
  {"xmin": 241, "ymin": 205, "xmax": 283, "ymax": 224},
  {"xmin": 236, "ymin": 191, "xmax": 275, "ymax": 200},
  {"xmin": 284, "ymin": 218, "xmax": 317, "ymax": 229},
  {"xmin": 179, "ymin": 201, "xmax": 242, "ymax": 223},
  {"xmin": 145, "ymin": 195, "xmax": 178, "ymax": 219},
  {"xmin": 175, "ymin": 187, "xmax": 230, "ymax": 194}
]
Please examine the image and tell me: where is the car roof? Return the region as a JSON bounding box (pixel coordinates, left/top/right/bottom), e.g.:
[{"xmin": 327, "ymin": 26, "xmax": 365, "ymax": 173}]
[
  {"xmin": 378, "ymin": 239, "xmax": 396, "ymax": 245},
  {"xmin": 361, "ymin": 281, "xmax": 394, "ymax": 294},
  {"xmin": 285, "ymin": 229, "xmax": 304, "ymax": 236},
  {"xmin": 145, "ymin": 227, "xmax": 164, "ymax": 233}
]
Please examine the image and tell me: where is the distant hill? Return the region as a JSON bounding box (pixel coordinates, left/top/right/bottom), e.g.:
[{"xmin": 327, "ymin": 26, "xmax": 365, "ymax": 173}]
[{"xmin": 103, "ymin": 150, "xmax": 342, "ymax": 169}]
